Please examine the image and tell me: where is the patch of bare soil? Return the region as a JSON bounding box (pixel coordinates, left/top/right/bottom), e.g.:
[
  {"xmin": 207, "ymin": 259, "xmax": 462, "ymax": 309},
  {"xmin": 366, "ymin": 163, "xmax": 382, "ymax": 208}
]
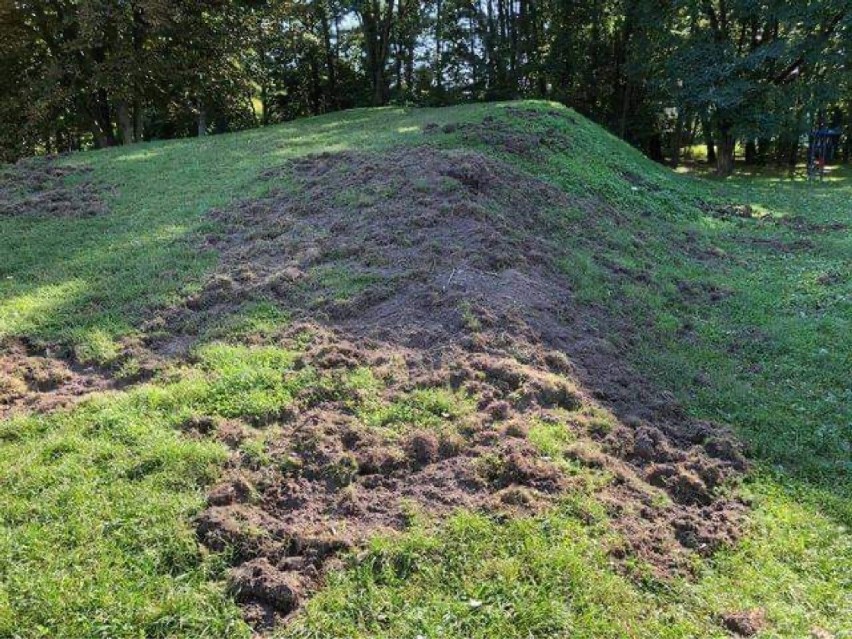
[
  {"xmin": 0, "ymin": 159, "xmax": 108, "ymax": 218},
  {"xmin": 0, "ymin": 338, "xmax": 159, "ymax": 420},
  {"xmin": 167, "ymin": 144, "xmax": 748, "ymax": 630},
  {"xmin": 0, "ymin": 340, "xmax": 109, "ymax": 418}
]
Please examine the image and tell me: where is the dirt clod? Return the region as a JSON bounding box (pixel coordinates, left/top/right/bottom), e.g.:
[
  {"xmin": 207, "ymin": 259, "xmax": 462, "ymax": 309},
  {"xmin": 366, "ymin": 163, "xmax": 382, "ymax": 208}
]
[
  {"xmin": 721, "ymin": 609, "xmax": 767, "ymax": 637},
  {"xmin": 405, "ymin": 430, "xmax": 440, "ymax": 465},
  {"xmin": 228, "ymin": 557, "xmax": 303, "ymax": 626}
]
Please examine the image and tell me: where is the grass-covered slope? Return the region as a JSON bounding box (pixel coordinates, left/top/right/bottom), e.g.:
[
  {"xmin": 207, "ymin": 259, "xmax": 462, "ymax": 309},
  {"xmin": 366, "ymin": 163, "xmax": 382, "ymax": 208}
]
[{"xmin": 0, "ymin": 102, "xmax": 849, "ymax": 638}]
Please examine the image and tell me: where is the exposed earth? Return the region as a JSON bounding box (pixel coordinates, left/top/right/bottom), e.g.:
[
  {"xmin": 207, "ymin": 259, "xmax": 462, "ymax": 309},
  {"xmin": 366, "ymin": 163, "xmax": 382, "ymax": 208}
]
[{"xmin": 164, "ymin": 142, "xmax": 748, "ymax": 628}]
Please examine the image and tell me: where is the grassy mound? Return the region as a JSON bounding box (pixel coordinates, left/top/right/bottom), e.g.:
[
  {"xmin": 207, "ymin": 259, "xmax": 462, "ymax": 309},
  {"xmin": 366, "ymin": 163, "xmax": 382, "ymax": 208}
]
[{"xmin": 0, "ymin": 102, "xmax": 849, "ymax": 638}]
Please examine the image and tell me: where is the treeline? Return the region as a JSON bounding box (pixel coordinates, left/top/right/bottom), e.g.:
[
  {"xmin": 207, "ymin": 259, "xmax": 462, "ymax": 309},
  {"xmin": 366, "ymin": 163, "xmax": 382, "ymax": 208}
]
[{"xmin": 1, "ymin": 1, "xmax": 849, "ymax": 175}]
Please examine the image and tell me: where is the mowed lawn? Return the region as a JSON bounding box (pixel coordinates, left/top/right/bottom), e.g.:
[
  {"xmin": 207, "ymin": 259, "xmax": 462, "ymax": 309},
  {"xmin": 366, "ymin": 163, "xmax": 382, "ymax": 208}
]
[{"xmin": 0, "ymin": 102, "xmax": 849, "ymax": 638}]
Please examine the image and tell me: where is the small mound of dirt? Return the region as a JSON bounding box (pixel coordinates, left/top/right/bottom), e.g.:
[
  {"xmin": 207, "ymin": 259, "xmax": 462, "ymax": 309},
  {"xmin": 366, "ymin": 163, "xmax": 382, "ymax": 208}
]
[
  {"xmin": 721, "ymin": 608, "xmax": 767, "ymax": 637},
  {"xmin": 157, "ymin": 145, "xmax": 582, "ymax": 346},
  {"xmin": 191, "ymin": 329, "xmax": 746, "ymax": 628},
  {"xmin": 228, "ymin": 558, "xmax": 303, "ymax": 626},
  {"xmin": 0, "ymin": 160, "xmax": 109, "ymax": 218},
  {"xmin": 179, "ymin": 415, "xmax": 250, "ymax": 448},
  {"xmin": 191, "ymin": 331, "xmax": 587, "ymax": 626}
]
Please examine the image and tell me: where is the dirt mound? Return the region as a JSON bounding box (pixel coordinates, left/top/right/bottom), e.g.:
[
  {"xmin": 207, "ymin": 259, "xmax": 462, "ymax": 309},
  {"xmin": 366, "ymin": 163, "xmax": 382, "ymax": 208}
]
[
  {"xmin": 161, "ymin": 146, "xmax": 587, "ymax": 348},
  {"xmin": 164, "ymin": 143, "xmax": 750, "ymax": 629},
  {"xmin": 721, "ymin": 609, "xmax": 767, "ymax": 637},
  {"xmin": 0, "ymin": 159, "xmax": 108, "ymax": 218},
  {"xmin": 194, "ymin": 328, "xmax": 581, "ymax": 628}
]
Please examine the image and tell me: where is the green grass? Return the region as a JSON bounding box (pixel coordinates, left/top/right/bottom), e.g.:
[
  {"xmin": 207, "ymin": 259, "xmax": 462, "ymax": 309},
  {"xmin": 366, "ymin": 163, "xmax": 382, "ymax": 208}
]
[
  {"xmin": 1, "ymin": 101, "xmax": 850, "ymax": 637},
  {"xmin": 280, "ymin": 494, "xmax": 852, "ymax": 639},
  {"xmin": 284, "ymin": 509, "xmax": 706, "ymax": 639},
  {"xmin": 0, "ymin": 343, "xmax": 312, "ymax": 637}
]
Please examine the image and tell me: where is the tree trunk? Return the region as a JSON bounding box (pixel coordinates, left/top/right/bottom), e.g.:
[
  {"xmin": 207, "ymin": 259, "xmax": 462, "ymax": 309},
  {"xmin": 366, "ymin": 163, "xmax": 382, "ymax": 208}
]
[
  {"xmin": 647, "ymin": 132, "xmax": 664, "ymax": 163},
  {"xmin": 744, "ymin": 139, "xmax": 757, "ymax": 164},
  {"xmin": 701, "ymin": 116, "xmax": 716, "ymax": 164},
  {"xmin": 716, "ymin": 127, "xmax": 735, "ymax": 176},
  {"xmin": 360, "ymin": 0, "xmax": 394, "ymax": 106},
  {"xmin": 787, "ymin": 140, "xmax": 799, "ymax": 168},
  {"xmin": 198, "ymin": 107, "xmax": 207, "ymax": 137},
  {"xmin": 133, "ymin": 98, "xmax": 144, "ymax": 142},
  {"xmin": 88, "ymin": 90, "xmax": 117, "ymax": 148},
  {"xmin": 131, "ymin": 3, "xmax": 145, "ymax": 142},
  {"xmin": 706, "ymin": 140, "xmax": 716, "ymax": 164},
  {"xmin": 670, "ymin": 110, "xmax": 686, "ymax": 168},
  {"xmin": 319, "ymin": 6, "xmax": 338, "ymax": 107},
  {"xmin": 90, "ymin": 125, "xmax": 109, "ymax": 149},
  {"xmin": 117, "ymin": 102, "xmax": 134, "ymax": 145},
  {"xmin": 373, "ymin": 68, "xmax": 385, "ymax": 105},
  {"xmin": 261, "ymin": 82, "xmax": 269, "ymax": 126},
  {"xmin": 435, "ymin": 0, "xmax": 443, "ymax": 94},
  {"xmin": 310, "ymin": 58, "xmax": 322, "ymax": 114},
  {"xmin": 394, "ymin": 43, "xmax": 403, "ymax": 95},
  {"xmin": 756, "ymin": 137, "xmax": 770, "ymax": 163}
]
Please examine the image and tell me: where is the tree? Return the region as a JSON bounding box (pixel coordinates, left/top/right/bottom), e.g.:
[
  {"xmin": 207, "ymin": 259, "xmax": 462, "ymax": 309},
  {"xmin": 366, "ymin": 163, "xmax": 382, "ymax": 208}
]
[
  {"xmin": 669, "ymin": 0, "xmax": 849, "ymax": 176},
  {"xmin": 352, "ymin": 0, "xmax": 397, "ymax": 105},
  {"xmin": 0, "ymin": 0, "xmax": 255, "ymax": 157},
  {"xmin": 1, "ymin": 0, "xmax": 848, "ymax": 170}
]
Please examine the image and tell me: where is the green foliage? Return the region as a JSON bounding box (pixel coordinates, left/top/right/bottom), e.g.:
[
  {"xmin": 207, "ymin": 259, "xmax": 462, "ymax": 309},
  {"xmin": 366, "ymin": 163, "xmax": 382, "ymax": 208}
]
[
  {"xmin": 669, "ymin": 1, "xmax": 850, "ymax": 173},
  {"xmin": 279, "ymin": 480, "xmax": 852, "ymax": 638},
  {"xmin": 0, "ymin": 341, "xmax": 311, "ymax": 637},
  {"xmin": 360, "ymin": 387, "xmax": 475, "ymax": 433},
  {"xmin": 3, "ymin": 0, "xmax": 847, "ymax": 171}
]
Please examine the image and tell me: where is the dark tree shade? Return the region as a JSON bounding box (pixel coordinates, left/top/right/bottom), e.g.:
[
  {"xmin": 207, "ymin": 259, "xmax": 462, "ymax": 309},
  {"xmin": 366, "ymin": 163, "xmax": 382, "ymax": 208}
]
[{"xmin": 1, "ymin": 0, "xmax": 848, "ymax": 171}]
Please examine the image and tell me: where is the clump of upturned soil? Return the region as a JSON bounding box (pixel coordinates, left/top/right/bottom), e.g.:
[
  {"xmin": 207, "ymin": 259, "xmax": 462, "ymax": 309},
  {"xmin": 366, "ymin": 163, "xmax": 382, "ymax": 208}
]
[
  {"xmin": 0, "ymin": 159, "xmax": 108, "ymax": 218},
  {"xmin": 721, "ymin": 608, "xmax": 767, "ymax": 637},
  {"xmin": 194, "ymin": 327, "xmax": 586, "ymax": 628},
  {"xmin": 176, "ymin": 140, "xmax": 750, "ymax": 630},
  {"xmin": 0, "ymin": 339, "xmax": 122, "ymax": 419}
]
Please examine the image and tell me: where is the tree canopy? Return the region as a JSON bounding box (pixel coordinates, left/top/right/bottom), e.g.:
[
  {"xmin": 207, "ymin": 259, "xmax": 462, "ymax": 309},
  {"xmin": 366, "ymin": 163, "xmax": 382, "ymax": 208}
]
[{"xmin": 1, "ymin": 0, "xmax": 849, "ymax": 174}]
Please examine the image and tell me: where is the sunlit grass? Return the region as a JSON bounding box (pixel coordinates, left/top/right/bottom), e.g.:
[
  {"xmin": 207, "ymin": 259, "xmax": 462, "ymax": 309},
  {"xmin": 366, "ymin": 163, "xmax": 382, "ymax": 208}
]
[{"xmin": 0, "ymin": 343, "xmax": 314, "ymax": 638}]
